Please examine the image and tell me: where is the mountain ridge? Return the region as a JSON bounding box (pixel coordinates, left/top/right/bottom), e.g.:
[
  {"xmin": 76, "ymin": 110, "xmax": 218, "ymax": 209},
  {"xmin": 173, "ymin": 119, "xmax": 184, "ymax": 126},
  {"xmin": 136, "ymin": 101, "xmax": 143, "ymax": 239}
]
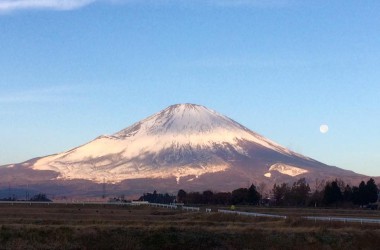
[
  {"xmin": 30, "ymin": 103, "xmax": 314, "ymax": 183},
  {"xmin": 0, "ymin": 103, "xmax": 371, "ymax": 197}
]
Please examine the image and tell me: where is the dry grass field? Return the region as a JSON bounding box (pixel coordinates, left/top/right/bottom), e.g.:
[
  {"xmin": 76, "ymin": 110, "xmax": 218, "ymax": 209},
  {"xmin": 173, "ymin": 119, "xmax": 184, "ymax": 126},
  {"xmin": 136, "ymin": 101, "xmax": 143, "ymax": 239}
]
[
  {"xmin": 220, "ymin": 205, "xmax": 380, "ymax": 219},
  {"xmin": 1, "ymin": 203, "xmax": 380, "ymax": 249}
]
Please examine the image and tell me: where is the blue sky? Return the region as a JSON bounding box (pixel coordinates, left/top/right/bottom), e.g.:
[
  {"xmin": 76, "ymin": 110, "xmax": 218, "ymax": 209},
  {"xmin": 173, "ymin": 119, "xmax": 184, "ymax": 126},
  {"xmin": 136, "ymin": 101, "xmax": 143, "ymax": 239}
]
[{"xmin": 0, "ymin": 0, "xmax": 379, "ymax": 176}]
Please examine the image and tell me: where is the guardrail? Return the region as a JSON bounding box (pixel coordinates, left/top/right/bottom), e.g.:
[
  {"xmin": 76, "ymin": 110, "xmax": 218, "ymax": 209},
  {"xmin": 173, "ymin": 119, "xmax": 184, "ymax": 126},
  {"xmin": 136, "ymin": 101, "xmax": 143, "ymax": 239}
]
[
  {"xmin": 0, "ymin": 201, "xmax": 131, "ymax": 206},
  {"xmin": 148, "ymin": 203, "xmax": 178, "ymax": 209},
  {"xmin": 218, "ymin": 209, "xmax": 287, "ymax": 219},
  {"xmin": 182, "ymin": 206, "xmax": 200, "ymax": 212},
  {"xmin": 304, "ymin": 216, "xmax": 380, "ymax": 224}
]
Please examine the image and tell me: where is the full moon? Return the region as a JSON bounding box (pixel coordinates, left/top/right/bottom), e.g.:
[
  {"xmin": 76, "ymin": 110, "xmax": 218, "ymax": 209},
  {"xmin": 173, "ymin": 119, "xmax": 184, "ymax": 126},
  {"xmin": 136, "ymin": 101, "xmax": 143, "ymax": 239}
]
[{"xmin": 320, "ymin": 124, "xmax": 329, "ymax": 134}]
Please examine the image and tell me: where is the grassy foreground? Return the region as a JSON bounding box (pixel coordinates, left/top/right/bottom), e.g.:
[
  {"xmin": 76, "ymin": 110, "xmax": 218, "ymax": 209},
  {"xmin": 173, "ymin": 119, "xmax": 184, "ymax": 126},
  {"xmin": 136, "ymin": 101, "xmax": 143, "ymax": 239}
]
[{"xmin": 1, "ymin": 204, "xmax": 380, "ymax": 249}]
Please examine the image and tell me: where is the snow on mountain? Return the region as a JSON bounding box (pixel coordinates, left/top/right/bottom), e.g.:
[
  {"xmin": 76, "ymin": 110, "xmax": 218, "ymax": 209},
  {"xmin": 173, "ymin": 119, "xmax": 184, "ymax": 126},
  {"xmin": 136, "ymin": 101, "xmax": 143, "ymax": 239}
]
[
  {"xmin": 113, "ymin": 103, "xmax": 307, "ymax": 157},
  {"xmin": 2, "ymin": 103, "xmax": 371, "ymax": 198},
  {"xmin": 32, "ymin": 103, "xmax": 312, "ymax": 183},
  {"xmin": 268, "ymin": 163, "xmax": 309, "ymax": 177}
]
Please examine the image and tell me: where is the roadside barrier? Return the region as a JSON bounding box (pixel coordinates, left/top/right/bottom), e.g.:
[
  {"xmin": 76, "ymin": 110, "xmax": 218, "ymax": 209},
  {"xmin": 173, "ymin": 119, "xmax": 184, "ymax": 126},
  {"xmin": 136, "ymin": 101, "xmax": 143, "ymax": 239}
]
[
  {"xmin": 182, "ymin": 206, "xmax": 200, "ymax": 212},
  {"xmin": 148, "ymin": 203, "xmax": 178, "ymax": 209},
  {"xmin": 218, "ymin": 209, "xmax": 287, "ymax": 219},
  {"xmin": 304, "ymin": 216, "xmax": 380, "ymax": 224}
]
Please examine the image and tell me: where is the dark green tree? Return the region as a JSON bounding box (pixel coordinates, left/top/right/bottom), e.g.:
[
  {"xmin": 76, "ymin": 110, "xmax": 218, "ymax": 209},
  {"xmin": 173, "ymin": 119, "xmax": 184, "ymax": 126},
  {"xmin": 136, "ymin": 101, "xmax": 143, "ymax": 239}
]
[
  {"xmin": 352, "ymin": 186, "xmax": 361, "ymax": 205},
  {"xmin": 366, "ymin": 178, "xmax": 378, "ymax": 203},
  {"xmin": 248, "ymin": 184, "xmax": 261, "ymax": 205},
  {"xmin": 213, "ymin": 192, "xmax": 231, "ymax": 205},
  {"xmin": 323, "ymin": 180, "xmax": 342, "ymax": 205},
  {"xmin": 351, "ymin": 179, "xmax": 378, "ymax": 206},
  {"xmin": 231, "ymin": 188, "xmax": 249, "ymax": 205},
  {"xmin": 202, "ymin": 190, "xmax": 214, "ymax": 204},
  {"xmin": 288, "ymin": 178, "xmax": 310, "ymax": 206},
  {"xmin": 358, "ymin": 181, "xmax": 367, "ymax": 206},
  {"xmin": 342, "ymin": 184, "xmax": 353, "ymax": 202},
  {"xmin": 177, "ymin": 189, "xmax": 187, "ymax": 203},
  {"xmin": 186, "ymin": 192, "xmax": 203, "ymax": 204},
  {"xmin": 139, "ymin": 191, "xmax": 175, "ymax": 204},
  {"xmin": 272, "ymin": 183, "xmax": 290, "ymax": 206},
  {"xmin": 30, "ymin": 193, "xmax": 51, "ymax": 202}
]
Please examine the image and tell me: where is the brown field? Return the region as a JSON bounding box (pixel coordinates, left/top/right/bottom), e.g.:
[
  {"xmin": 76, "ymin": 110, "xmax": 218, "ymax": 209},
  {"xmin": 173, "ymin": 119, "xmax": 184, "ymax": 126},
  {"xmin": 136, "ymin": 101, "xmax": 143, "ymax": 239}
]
[
  {"xmin": 1, "ymin": 203, "xmax": 380, "ymax": 249},
  {"xmin": 217, "ymin": 205, "xmax": 380, "ymax": 219}
]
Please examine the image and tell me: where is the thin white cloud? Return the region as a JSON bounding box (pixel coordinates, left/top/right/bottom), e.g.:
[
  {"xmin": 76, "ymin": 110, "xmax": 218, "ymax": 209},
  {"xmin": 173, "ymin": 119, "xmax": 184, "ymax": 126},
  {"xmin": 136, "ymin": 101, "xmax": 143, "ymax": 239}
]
[
  {"xmin": 0, "ymin": 0, "xmax": 97, "ymax": 12},
  {"xmin": 0, "ymin": 0, "xmax": 296, "ymax": 12}
]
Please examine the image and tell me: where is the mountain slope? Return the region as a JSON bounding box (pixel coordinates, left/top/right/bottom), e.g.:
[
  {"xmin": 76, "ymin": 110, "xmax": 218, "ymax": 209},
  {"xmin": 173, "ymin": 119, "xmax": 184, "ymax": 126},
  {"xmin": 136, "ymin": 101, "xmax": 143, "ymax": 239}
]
[
  {"xmin": 2, "ymin": 103, "xmax": 369, "ymax": 197},
  {"xmin": 29, "ymin": 104, "xmax": 312, "ymax": 182}
]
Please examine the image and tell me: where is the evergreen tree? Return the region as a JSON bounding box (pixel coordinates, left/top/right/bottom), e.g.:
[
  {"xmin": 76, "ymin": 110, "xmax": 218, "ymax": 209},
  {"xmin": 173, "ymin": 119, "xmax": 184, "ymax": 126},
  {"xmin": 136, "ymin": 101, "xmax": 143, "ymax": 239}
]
[
  {"xmin": 202, "ymin": 190, "xmax": 214, "ymax": 204},
  {"xmin": 366, "ymin": 178, "xmax": 378, "ymax": 203},
  {"xmin": 358, "ymin": 181, "xmax": 367, "ymax": 206},
  {"xmin": 30, "ymin": 193, "xmax": 51, "ymax": 202},
  {"xmin": 186, "ymin": 192, "xmax": 203, "ymax": 204},
  {"xmin": 323, "ymin": 180, "xmax": 342, "ymax": 205},
  {"xmin": 177, "ymin": 189, "xmax": 187, "ymax": 203},
  {"xmin": 248, "ymin": 184, "xmax": 261, "ymax": 205},
  {"xmin": 138, "ymin": 191, "xmax": 175, "ymax": 204},
  {"xmin": 231, "ymin": 188, "xmax": 249, "ymax": 205},
  {"xmin": 289, "ymin": 178, "xmax": 310, "ymax": 206},
  {"xmin": 352, "ymin": 186, "xmax": 361, "ymax": 205},
  {"xmin": 342, "ymin": 185, "xmax": 353, "ymax": 202},
  {"xmin": 272, "ymin": 183, "xmax": 290, "ymax": 206}
]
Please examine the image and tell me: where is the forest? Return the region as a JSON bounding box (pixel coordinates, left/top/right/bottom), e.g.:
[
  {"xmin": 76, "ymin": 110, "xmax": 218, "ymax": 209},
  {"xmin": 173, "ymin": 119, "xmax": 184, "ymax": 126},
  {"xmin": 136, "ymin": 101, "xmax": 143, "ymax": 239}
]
[{"xmin": 139, "ymin": 178, "xmax": 379, "ymax": 208}]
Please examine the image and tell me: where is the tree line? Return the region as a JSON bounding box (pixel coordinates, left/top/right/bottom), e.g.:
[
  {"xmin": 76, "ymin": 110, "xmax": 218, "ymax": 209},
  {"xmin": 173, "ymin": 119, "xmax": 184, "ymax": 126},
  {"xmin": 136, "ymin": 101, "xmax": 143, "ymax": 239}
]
[
  {"xmin": 177, "ymin": 184, "xmax": 261, "ymax": 205},
  {"xmin": 138, "ymin": 184, "xmax": 262, "ymax": 205},
  {"xmin": 310, "ymin": 178, "xmax": 378, "ymax": 207},
  {"xmin": 174, "ymin": 178, "xmax": 379, "ymax": 207},
  {"xmin": 0, "ymin": 193, "xmax": 51, "ymax": 202},
  {"xmin": 138, "ymin": 190, "xmax": 176, "ymax": 204}
]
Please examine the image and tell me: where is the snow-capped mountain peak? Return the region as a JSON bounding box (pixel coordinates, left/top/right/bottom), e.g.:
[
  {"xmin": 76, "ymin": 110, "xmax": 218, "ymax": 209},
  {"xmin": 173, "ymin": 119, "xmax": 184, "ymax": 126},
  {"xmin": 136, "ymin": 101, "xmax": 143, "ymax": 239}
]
[
  {"xmin": 114, "ymin": 103, "xmax": 245, "ymax": 137},
  {"xmin": 111, "ymin": 103, "xmax": 301, "ymax": 157},
  {"xmin": 4, "ymin": 103, "xmax": 366, "ymax": 198},
  {"xmin": 31, "ymin": 104, "xmax": 312, "ymax": 183}
]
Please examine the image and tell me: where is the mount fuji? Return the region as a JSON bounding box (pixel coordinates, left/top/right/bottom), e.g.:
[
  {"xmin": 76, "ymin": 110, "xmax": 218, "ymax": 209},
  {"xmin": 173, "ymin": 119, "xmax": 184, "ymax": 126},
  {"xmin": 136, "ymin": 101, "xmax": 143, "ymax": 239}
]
[{"xmin": 0, "ymin": 104, "xmax": 368, "ymax": 197}]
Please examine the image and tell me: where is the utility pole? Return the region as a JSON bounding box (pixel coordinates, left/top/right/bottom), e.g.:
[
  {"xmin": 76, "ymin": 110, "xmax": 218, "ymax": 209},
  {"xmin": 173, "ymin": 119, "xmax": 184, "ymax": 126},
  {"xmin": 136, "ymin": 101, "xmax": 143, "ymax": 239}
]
[
  {"xmin": 8, "ymin": 182, "xmax": 11, "ymax": 200},
  {"xmin": 25, "ymin": 183, "xmax": 30, "ymax": 201},
  {"xmin": 102, "ymin": 178, "xmax": 106, "ymax": 199}
]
